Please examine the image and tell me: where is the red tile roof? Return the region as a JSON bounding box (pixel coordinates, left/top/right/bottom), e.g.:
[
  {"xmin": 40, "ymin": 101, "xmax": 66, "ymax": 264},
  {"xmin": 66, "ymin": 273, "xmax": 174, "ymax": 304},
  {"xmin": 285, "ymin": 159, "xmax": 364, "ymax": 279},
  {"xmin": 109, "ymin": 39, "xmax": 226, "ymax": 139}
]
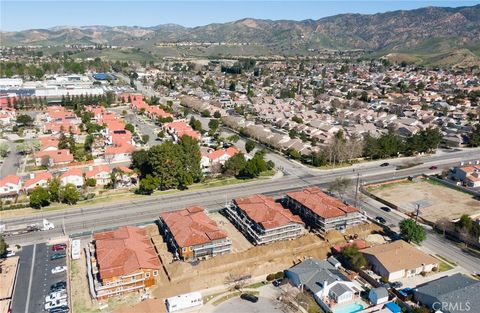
[
  {"xmin": 286, "ymin": 187, "xmax": 359, "ymax": 219},
  {"xmin": 59, "ymin": 168, "xmax": 83, "ymax": 180},
  {"xmin": 332, "ymin": 239, "xmax": 369, "ymax": 254},
  {"xmin": 35, "ymin": 149, "xmax": 74, "ymax": 164},
  {"xmin": 94, "ymin": 226, "xmax": 160, "ymax": 280},
  {"xmin": 234, "ymin": 194, "xmax": 304, "ymax": 230},
  {"xmin": 85, "ymin": 165, "xmax": 110, "ymax": 178},
  {"xmin": 0, "ymin": 175, "xmax": 20, "ymax": 187},
  {"xmin": 160, "ymin": 206, "xmax": 228, "ymax": 248},
  {"xmin": 23, "ymin": 172, "xmax": 52, "ymax": 189},
  {"xmin": 105, "ymin": 143, "xmax": 136, "ymax": 155},
  {"xmin": 207, "ymin": 147, "xmax": 239, "ymax": 161}
]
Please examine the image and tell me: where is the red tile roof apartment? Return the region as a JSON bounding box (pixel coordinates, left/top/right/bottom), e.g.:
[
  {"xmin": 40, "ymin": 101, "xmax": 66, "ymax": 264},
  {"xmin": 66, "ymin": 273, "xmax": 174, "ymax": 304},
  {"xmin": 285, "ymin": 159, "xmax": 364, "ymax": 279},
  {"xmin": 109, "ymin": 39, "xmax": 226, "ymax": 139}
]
[
  {"xmin": 158, "ymin": 206, "xmax": 231, "ymax": 261},
  {"xmin": 226, "ymin": 194, "xmax": 305, "ymax": 245},
  {"xmin": 89, "ymin": 226, "xmax": 161, "ymax": 300},
  {"xmin": 285, "ymin": 187, "xmax": 366, "ymax": 233}
]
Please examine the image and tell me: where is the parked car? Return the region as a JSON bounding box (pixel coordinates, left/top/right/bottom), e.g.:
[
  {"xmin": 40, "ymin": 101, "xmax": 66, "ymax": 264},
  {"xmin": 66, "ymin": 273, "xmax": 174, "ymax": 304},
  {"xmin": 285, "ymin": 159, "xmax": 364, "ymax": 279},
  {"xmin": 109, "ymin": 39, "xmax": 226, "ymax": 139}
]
[
  {"xmin": 391, "ymin": 281, "xmax": 403, "ymax": 289},
  {"xmin": 380, "ymin": 206, "xmax": 392, "ymax": 212},
  {"xmin": 272, "ymin": 279, "xmax": 283, "ymax": 287},
  {"xmin": 50, "ymin": 282, "xmax": 67, "ymax": 292},
  {"xmin": 52, "ymin": 244, "xmax": 67, "ymax": 251},
  {"xmin": 2, "ymin": 250, "xmax": 15, "ymax": 258},
  {"xmin": 45, "ymin": 291, "xmax": 67, "ymax": 303},
  {"xmin": 51, "ymin": 266, "xmax": 67, "ymax": 274},
  {"xmin": 375, "ymin": 216, "xmax": 387, "ymax": 224},
  {"xmin": 380, "ymin": 162, "xmax": 390, "ymax": 167},
  {"xmin": 51, "ymin": 252, "xmax": 66, "ymax": 260},
  {"xmin": 240, "ymin": 293, "xmax": 258, "ymax": 303},
  {"xmin": 45, "ymin": 299, "xmax": 67, "ymax": 311},
  {"xmin": 429, "ymin": 165, "xmax": 438, "ymax": 170},
  {"xmin": 49, "ymin": 306, "xmax": 69, "ymax": 313}
]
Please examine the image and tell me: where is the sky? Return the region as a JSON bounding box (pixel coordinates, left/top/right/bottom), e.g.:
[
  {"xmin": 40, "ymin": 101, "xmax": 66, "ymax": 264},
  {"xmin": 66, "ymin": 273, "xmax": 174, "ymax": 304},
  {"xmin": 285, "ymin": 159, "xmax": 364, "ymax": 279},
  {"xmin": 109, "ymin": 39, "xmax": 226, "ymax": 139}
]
[{"xmin": 1, "ymin": 1, "xmax": 479, "ymax": 31}]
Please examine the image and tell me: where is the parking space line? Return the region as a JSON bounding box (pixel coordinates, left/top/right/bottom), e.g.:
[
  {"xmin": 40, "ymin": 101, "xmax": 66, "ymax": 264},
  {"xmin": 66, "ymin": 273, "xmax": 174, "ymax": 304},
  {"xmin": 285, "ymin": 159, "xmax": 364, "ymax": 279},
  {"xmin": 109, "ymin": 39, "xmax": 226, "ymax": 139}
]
[{"xmin": 24, "ymin": 243, "xmax": 36, "ymax": 313}]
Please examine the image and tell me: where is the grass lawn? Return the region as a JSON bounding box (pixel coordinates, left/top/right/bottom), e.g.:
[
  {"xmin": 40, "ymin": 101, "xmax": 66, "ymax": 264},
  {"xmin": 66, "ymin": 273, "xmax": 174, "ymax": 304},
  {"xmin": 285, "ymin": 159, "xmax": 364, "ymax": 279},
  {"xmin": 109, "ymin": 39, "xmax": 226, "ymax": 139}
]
[
  {"xmin": 245, "ymin": 281, "xmax": 266, "ymax": 289},
  {"xmin": 212, "ymin": 290, "xmax": 260, "ymax": 306},
  {"xmin": 438, "ymin": 260, "xmax": 454, "ymax": 272},
  {"xmin": 435, "ymin": 254, "xmax": 457, "ymax": 266}
]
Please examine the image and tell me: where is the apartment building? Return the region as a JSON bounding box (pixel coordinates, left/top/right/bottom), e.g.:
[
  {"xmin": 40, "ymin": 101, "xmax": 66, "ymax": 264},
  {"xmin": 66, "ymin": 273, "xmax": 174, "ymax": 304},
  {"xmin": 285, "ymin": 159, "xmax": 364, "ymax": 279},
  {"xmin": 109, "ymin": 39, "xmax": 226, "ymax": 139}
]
[
  {"xmin": 285, "ymin": 187, "xmax": 366, "ymax": 233},
  {"xmin": 225, "ymin": 194, "xmax": 305, "ymax": 245},
  {"xmin": 89, "ymin": 226, "xmax": 161, "ymax": 300},
  {"xmin": 158, "ymin": 206, "xmax": 231, "ymax": 261}
]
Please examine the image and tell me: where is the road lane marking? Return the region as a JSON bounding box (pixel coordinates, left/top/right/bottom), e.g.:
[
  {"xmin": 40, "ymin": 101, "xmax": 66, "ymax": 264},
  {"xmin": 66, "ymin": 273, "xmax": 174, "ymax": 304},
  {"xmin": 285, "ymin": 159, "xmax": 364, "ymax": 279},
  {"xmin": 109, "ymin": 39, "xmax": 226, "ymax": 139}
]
[{"xmin": 24, "ymin": 244, "xmax": 36, "ymax": 313}]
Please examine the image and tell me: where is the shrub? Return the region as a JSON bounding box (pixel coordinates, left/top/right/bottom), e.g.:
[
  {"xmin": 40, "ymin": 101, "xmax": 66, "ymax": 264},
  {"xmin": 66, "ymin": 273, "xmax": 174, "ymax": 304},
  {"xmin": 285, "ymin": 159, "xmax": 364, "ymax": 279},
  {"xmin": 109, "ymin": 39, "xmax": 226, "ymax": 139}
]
[
  {"xmin": 266, "ymin": 274, "xmax": 276, "ymax": 281},
  {"xmin": 274, "ymin": 271, "xmax": 284, "ymax": 280}
]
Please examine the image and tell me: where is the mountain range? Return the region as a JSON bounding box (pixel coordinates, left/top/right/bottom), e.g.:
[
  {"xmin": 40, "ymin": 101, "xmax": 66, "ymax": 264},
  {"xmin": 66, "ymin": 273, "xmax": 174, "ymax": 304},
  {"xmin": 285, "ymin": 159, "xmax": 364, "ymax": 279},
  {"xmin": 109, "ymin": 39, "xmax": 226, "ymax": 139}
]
[{"xmin": 1, "ymin": 4, "xmax": 479, "ymax": 65}]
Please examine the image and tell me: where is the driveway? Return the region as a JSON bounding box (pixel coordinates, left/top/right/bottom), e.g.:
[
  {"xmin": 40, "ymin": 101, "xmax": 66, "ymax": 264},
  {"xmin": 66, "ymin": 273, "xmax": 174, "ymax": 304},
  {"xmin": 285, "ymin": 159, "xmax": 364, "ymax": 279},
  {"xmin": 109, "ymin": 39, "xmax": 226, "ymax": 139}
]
[{"xmin": 212, "ymin": 296, "xmax": 284, "ymax": 313}]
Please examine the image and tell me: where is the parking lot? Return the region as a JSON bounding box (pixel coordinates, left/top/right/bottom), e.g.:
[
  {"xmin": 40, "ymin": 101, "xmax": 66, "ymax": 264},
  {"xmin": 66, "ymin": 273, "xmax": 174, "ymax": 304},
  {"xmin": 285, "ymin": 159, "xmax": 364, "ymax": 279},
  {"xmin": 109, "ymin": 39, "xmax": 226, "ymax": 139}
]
[{"xmin": 11, "ymin": 243, "xmax": 68, "ymax": 313}]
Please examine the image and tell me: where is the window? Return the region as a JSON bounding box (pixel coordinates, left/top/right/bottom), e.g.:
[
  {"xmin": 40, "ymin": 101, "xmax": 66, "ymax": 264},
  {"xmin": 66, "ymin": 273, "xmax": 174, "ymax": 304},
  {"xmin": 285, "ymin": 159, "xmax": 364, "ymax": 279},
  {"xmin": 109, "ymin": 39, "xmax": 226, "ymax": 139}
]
[
  {"xmin": 153, "ymin": 270, "xmax": 158, "ymax": 277},
  {"xmin": 145, "ymin": 272, "xmax": 150, "ymax": 278}
]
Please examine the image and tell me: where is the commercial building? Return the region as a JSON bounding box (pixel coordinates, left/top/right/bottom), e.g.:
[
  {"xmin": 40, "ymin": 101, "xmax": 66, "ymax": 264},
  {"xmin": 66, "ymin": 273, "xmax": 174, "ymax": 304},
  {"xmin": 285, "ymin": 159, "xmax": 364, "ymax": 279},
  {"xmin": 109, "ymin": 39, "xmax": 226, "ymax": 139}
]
[
  {"xmin": 285, "ymin": 187, "xmax": 366, "ymax": 233},
  {"xmin": 361, "ymin": 240, "xmax": 438, "ymax": 281},
  {"xmin": 159, "ymin": 206, "xmax": 231, "ymax": 261},
  {"xmin": 225, "ymin": 194, "xmax": 305, "ymax": 245},
  {"xmin": 89, "ymin": 226, "xmax": 161, "ymax": 300}
]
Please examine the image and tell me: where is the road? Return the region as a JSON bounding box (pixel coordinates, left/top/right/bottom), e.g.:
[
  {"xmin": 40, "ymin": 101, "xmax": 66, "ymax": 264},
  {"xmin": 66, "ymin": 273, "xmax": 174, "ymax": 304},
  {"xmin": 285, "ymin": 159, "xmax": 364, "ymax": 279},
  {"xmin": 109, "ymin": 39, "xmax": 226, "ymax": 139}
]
[{"xmin": 0, "ymin": 140, "xmax": 20, "ymax": 178}]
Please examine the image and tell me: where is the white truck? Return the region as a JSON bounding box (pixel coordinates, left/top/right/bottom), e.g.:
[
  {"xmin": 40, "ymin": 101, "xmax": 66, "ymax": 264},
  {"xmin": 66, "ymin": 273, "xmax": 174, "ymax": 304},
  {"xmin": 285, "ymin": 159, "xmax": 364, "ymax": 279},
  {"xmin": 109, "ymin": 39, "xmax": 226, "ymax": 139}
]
[{"xmin": 0, "ymin": 219, "xmax": 54, "ymax": 236}]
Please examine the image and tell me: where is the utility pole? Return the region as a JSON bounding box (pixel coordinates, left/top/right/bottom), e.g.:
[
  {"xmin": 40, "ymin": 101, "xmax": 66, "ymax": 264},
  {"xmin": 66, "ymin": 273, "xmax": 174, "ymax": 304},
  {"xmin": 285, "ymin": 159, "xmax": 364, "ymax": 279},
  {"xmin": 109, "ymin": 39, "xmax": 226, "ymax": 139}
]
[
  {"xmin": 354, "ymin": 173, "xmax": 360, "ymax": 207},
  {"xmin": 415, "ymin": 204, "xmax": 420, "ymax": 224}
]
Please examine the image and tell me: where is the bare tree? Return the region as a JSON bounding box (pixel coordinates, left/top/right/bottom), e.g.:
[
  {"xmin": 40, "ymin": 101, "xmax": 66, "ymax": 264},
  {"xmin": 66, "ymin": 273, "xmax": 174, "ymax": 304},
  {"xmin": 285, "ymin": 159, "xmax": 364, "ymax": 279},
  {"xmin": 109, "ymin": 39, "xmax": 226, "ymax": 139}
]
[
  {"xmin": 436, "ymin": 217, "xmax": 452, "ymax": 237},
  {"xmin": 328, "ymin": 177, "xmax": 352, "ymax": 199}
]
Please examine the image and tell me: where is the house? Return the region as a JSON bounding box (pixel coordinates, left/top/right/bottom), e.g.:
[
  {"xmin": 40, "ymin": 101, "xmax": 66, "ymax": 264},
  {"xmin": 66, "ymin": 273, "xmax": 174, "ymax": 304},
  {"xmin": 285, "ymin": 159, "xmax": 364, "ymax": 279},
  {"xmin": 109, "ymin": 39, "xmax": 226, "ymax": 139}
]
[
  {"xmin": 413, "ymin": 273, "xmax": 480, "ymax": 313},
  {"xmin": 361, "ymin": 240, "xmax": 438, "ymax": 281},
  {"xmin": 112, "ymin": 166, "xmax": 138, "ymax": 188},
  {"xmin": 285, "ymin": 187, "xmax": 366, "ymax": 233},
  {"xmin": 201, "ymin": 147, "xmax": 239, "ymax": 173},
  {"xmin": 164, "ymin": 121, "xmax": 200, "ymax": 142},
  {"xmin": 285, "ymin": 258, "xmax": 361, "ymax": 312},
  {"xmin": 450, "ymin": 165, "xmax": 480, "ymax": 188},
  {"xmin": 85, "ymin": 165, "xmax": 111, "ymax": 186},
  {"xmin": 158, "ymin": 206, "xmax": 231, "ymax": 261},
  {"xmin": 368, "ymin": 287, "xmax": 389, "ymax": 305},
  {"xmin": 89, "ymin": 226, "xmax": 161, "ymax": 300},
  {"xmin": 0, "ymin": 175, "xmax": 21, "ymax": 197},
  {"xmin": 59, "ymin": 168, "xmax": 84, "ymax": 188},
  {"xmin": 35, "ymin": 149, "xmax": 74, "ymax": 167},
  {"xmin": 23, "ymin": 172, "xmax": 52, "ymax": 192},
  {"xmin": 225, "ymin": 194, "xmax": 305, "ymax": 245},
  {"xmin": 104, "ymin": 144, "xmax": 136, "ymax": 163}
]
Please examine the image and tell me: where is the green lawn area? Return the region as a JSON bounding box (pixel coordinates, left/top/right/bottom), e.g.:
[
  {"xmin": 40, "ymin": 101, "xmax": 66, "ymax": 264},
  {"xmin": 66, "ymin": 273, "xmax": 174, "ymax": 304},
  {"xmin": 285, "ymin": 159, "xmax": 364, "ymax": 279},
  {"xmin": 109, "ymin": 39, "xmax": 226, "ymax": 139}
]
[
  {"xmin": 212, "ymin": 291, "xmax": 259, "ymax": 306},
  {"xmin": 438, "ymin": 260, "xmax": 454, "ymax": 272},
  {"xmin": 245, "ymin": 281, "xmax": 266, "ymax": 289}
]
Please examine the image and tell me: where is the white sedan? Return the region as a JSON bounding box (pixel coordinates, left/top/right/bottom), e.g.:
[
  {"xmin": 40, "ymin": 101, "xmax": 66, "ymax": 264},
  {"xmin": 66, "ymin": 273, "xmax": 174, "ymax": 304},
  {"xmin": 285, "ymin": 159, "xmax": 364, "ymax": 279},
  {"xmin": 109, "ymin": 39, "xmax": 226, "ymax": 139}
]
[{"xmin": 51, "ymin": 266, "xmax": 67, "ymax": 274}]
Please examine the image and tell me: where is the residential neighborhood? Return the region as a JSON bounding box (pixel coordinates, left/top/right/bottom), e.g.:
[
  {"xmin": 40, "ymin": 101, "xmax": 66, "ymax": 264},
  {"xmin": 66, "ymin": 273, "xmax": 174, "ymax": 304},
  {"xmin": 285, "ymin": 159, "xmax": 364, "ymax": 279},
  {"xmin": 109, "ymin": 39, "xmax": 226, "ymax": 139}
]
[{"xmin": 1, "ymin": 3, "xmax": 480, "ymax": 313}]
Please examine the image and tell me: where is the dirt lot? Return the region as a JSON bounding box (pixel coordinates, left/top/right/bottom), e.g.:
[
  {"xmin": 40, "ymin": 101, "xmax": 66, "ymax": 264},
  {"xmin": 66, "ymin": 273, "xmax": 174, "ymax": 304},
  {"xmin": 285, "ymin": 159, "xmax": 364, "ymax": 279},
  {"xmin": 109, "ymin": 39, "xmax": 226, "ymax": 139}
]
[
  {"xmin": 208, "ymin": 212, "xmax": 253, "ymax": 253},
  {"xmin": 151, "ymin": 223, "xmax": 380, "ymax": 299},
  {"xmin": 369, "ymin": 179, "xmax": 480, "ymax": 223}
]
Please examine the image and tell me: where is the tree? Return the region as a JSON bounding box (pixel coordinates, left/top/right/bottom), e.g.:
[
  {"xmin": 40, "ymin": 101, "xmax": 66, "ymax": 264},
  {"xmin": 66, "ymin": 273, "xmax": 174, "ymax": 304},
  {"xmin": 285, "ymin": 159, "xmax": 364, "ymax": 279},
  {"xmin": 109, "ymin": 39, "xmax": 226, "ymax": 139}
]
[
  {"xmin": 340, "ymin": 245, "xmax": 367, "ymax": 270},
  {"xmin": 201, "ymin": 110, "xmax": 211, "ymax": 118},
  {"xmin": 124, "ymin": 123, "xmax": 135, "ymax": 133},
  {"xmin": 0, "ymin": 143, "xmax": 9, "ymax": 158},
  {"xmin": 208, "ymin": 119, "xmax": 220, "ymax": 133},
  {"xmin": 137, "ymin": 175, "xmax": 160, "ymax": 195},
  {"xmin": 223, "ymin": 153, "xmax": 246, "ymax": 176},
  {"xmin": 148, "ymin": 141, "xmax": 184, "ymax": 190},
  {"xmin": 85, "ymin": 178, "xmax": 97, "ymax": 187},
  {"xmin": 468, "ymin": 124, "xmax": 480, "ymax": 147},
  {"xmin": 245, "ymin": 139, "xmax": 256, "ymax": 153},
  {"xmin": 48, "ymin": 178, "xmax": 61, "ymax": 203},
  {"xmin": 328, "ymin": 177, "xmax": 352, "ymax": 199},
  {"xmin": 227, "ymin": 134, "xmax": 240, "ymax": 143},
  {"xmin": 141, "ymin": 134, "xmax": 150, "ymax": 144},
  {"xmin": 0, "ymin": 235, "xmax": 7, "ymax": 257},
  {"xmin": 29, "ymin": 187, "xmax": 51, "ymax": 209},
  {"xmin": 288, "ymin": 149, "xmax": 301, "ymax": 160},
  {"xmin": 131, "ymin": 150, "xmax": 150, "ymax": 177},
  {"xmin": 16, "ymin": 114, "xmax": 33, "ymax": 126},
  {"xmin": 213, "ymin": 111, "xmax": 221, "ymax": 119},
  {"xmin": 240, "ymin": 151, "xmax": 268, "ymax": 178},
  {"xmin": 399, "ymin": 219, "xmax": 426, "ymax": 244},
  {"xmin": 189, "ymin": 117, "xmax": 203, "ymax": 132},
  {"xmin": 60, "ymin": 183, "xmax": 80, "ymax": 205},
  {"xmin": 58, "ymin": 132, "xmax": 69, "ymax": 150},
  {"xmin": 178, "ymin": 135, "xmax": 203, "ymax": 186}
]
